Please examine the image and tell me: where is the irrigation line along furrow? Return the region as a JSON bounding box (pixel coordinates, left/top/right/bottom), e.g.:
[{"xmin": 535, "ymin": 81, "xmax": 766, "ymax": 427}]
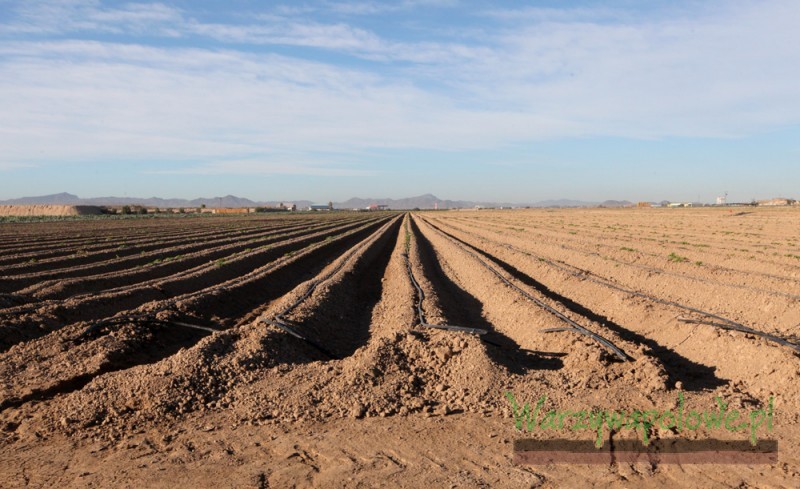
[
  {"xmin": 0, "ymin": 222, "xmax": 249, "ymax": 265},
  {"xmin": 428, "ymin": 217, "xmax": 800, "ymax": 355},
  {"xmin": 2, "ymin": 221, "xmax": 308, "ymax": 283},
  {"xmin": 402, "ymin": 217, "xmax": 487, "ymax": 336},
  {"xmin": 0, "ymin": 216, "xmax": 384, "ymax": 318},
  {"xmin": 0, "ymin": 220, "xmax": 217, "ymax": 254},
  {"xmin": 69, "ymin": 216, "xmax": 393, "ymax": 348},
  {"xmin": 0, "ymin": 216, "xmax": 350, "ymax": 273},
  {"xmin": 1, "ymin": 215, "xmax": 360, "ymax": 268},
  {"xmin": 0, "ymin": 225, "xmax": 182, "ymax": 253},
  {"xmin": 524, "ymin": 218, "xmax": 800, "ymax": 276},
  {"xmin": 74, "ymin": 314, "xmax": 218, "ymax": 345},
  {"xmin": 261, "ymin": 216, "xmax": 402, "ymax": 359},
  {"xmin": 4, "ymin": 217, "xmax": 355, "ymax": 295},
  {"xmin": 0, "ymin": 217, "xmax": 287, "ymax": 253},
  {"xmin": 417, "ymin": 216, "xmax": 630, "ymax": 361},
  {"xmin": 447, "ymin": 216, "xmax": 800, "ymax": 298},
  {"xmin": 676, "ymin": 317, "xmax": 800, "ymax": 353},
  {"xmin": 148, "ymin": 215, "xmax": 392, "ymax": 313},
  {"xmin": 577, "ymin": 249, "xmax": 800, "ymax": 301}
]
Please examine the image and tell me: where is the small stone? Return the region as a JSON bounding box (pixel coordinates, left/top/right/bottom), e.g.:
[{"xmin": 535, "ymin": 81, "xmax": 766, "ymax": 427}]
[
  {"xmin": 435, "ymin": 346, "xmax": 452, "ymax": 363},
  {"xmin": 675, "ymin": 381, "xmax": 683, "ymax": 390},
  {"xmin": 351, "ymin": 403, "xmax": 367, "ymax": 419}
]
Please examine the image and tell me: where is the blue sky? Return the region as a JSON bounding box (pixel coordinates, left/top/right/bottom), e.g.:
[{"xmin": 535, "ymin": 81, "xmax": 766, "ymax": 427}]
[{"xmin": 1, "ymin": 0, "xmax": 798, "ymax": 203}]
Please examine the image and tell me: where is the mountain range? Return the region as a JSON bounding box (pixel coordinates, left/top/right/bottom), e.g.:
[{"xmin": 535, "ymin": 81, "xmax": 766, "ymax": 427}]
[
  {"xmin": 0, "ymin": 192, "xmax": 629, "ymax": 209},
  {"xmin": 0, "ymin": 192, "xmax": 302, "ymax": 209}
]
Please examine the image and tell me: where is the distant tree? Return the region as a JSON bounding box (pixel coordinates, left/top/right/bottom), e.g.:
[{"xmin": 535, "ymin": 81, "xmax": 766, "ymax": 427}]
[
  {"xmin": 328, "ymin": 201, "xmax": 333, "ymax": 211},
  {"xmin": 201, "ymin": 204, "xmax": 206, "ymax": 209},
  {"xmin": 121, "ymin": 205, "xmax": 132, "ymax": 215},
  {"xmin": 138, "ymin": 207, "xmax": 148, "ymax": 215}
]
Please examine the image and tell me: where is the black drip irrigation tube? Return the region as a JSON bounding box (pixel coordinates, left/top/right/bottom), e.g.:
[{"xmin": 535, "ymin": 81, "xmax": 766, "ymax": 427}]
[
  {"xmin": 402, "ymin": 217, "xmax": 488, "ymax": 336},
  {"xmin": 69, "ymin": 217, "xmax": 391, "ymax": 351},
  {"xmin": 260, "ymin": 216, "xmax": 401, "ymax": 360},
  {"xmin": 74, "ymin": 313, "xmax": 218, "ymax": 344},
  {"xmin": 419, "ymin": 217, "xmax": 630, "ymax": 362},
  {"xmin": 676, "ymin": 317, "xmax": 800, "ymax": 353},
  {"xmin": 434, "ymin": 219, "xmax": 800, "ymax": 355}
]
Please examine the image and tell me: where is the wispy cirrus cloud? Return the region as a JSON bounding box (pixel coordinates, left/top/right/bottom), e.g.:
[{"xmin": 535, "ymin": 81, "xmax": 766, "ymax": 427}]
[
  {"xmin": 1, "ymin": 1, "xmax": 483, "ymax": 64},
  {"xmin": 1, "ymin": 1, "xmax": 183, "ymax": 35},
  {"xmin": 325, "ymin": 0, "xmax": 459, "ymax": 16},
  {"xmin": 0, "ymin": 161, "xmax": 38, "ymax": 171},
  {"xmin": 1, "ymin": 0, "xmax": 799, "ymax": 182},
  {"xmin": 146, "ymin": 158, "xmax": 377, "ymax": 177}
]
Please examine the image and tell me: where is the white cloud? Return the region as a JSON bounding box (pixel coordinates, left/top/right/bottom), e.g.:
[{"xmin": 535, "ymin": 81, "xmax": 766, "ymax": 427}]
[
  {"xmin": 326, "ymin": 0, "xmax": 458, "ymax": 16},
  {"xmin": 0, "ymin": 162, "xmax": 37, "ymax": 171},
  {"xmin": 147, "ymin": 159, "xmax": 376, "ymax": 177},
  {"xmin": 0, "ymin": 2, "xmax": 484, "ymax": 64},
  {"xmin": 1, "ymin": 1, "xmax": 183, "ymax": 35},
  {"xmin": 0, "ymin": 0, "xmax": 799, "ymax": 176},
  {"xmin": 444, "ymin": 0, "xmax": 800, "ymax": 138}
]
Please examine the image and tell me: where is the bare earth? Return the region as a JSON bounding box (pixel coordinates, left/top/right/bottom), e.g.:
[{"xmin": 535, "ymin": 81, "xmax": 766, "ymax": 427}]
[
  {"xmin": 0, "ymin": 205, "xmax": 103, "ymax": 217},
  {"xmin": 0, "ymin": 208, "xmax": 797, "ymax": 488}
]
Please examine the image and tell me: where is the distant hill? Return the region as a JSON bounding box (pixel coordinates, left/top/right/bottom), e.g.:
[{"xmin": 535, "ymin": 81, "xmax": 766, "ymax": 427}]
[
  {"xmin": 527, "ymin": 199, "xmax": 598, "ymax": 208},
  {"xmin": 4, "ymin": 192, "xmax": 83, "ymax": 205},
  {"xmin": 335, "ymin": 194, "xmax": 478, "ymax": 210},
  {"xmin": 0, "ymin": 193, "xmax": 314, "ymax": 209},
  {"xmin": 334, "ymin": 194, "xmax": 599, "ymax": 209},
  {"xmin": 598, "ymin": 200, "xmax": 634, "ymax": 208},
  {"xmin": 0, "ymin": 192, "xmax": 604, "ymax": 210}
]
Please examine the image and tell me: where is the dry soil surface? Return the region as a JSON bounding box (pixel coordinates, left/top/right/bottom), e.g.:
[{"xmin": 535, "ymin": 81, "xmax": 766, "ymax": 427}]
[{"xmin": 0, "ymin": 209, "xmax": 797, "ymax": 488}]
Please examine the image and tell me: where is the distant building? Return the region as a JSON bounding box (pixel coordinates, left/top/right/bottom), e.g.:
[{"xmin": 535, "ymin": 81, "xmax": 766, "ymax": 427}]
[
  {"xmin": 212, "ymin": 208, "xmax": 252, "ymax": 214},
  {"xmin": 757, "ymin": 198, "xmax": 795, "ymax": 206},
  {"xmin": 366, "ymin": 204, "xmax": 389, "ymax": 211},
  {"xmin": 308, "ymin": 204, "xmax": 331, "ymax": 211}
]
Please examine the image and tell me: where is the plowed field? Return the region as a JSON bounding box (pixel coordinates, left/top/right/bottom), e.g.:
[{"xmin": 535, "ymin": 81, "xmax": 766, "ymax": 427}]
[{"xmin": 1, "ymin": 208, "xmax": 798, "ymax": 487}]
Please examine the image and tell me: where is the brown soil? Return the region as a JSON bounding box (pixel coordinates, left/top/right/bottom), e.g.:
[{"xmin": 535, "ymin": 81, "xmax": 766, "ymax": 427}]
[
  {"xmin": 0, "ymin": 209, "xmax": 798, "ymax": 487},
  {"xmin": 0, "ymin": 205, "xmax": 103, "ymax": 217}
]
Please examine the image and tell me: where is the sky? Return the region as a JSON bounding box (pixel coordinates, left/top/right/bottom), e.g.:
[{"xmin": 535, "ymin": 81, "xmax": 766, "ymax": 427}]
[{"xmin": 0, "ymin": 0, "xmax": 798, "ymax": 204}]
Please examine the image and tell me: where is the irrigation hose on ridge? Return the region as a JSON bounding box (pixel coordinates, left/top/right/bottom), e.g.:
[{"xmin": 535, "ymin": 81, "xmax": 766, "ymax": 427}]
[
  {"xmin": 261, "ymin": 216, "xmax": 402, "ymax": 359},
  {"xmin": 74, "ymin": 313, "xmax": 219, "ymax": 344},
  {"xmin": 419, "ymin": 216, "xmax": 630, "ymax": 362},
  {"xmin": 0, "ymin": 218, "xmax": 387, "ymax": 327},
  {"xmin": 63, "ymin": 217, "xmax": 391, "ymax": 349},
  {"xmin": 431, "ymin": 218, "xmax": 800, "ymax": 355},
  {"xmin": 402, "ymin": 218, "xmax": 488, "ymax": 336},
  {"xmin": 676, "ymin": 317, "xmax": 800, "ymax": 353}
]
